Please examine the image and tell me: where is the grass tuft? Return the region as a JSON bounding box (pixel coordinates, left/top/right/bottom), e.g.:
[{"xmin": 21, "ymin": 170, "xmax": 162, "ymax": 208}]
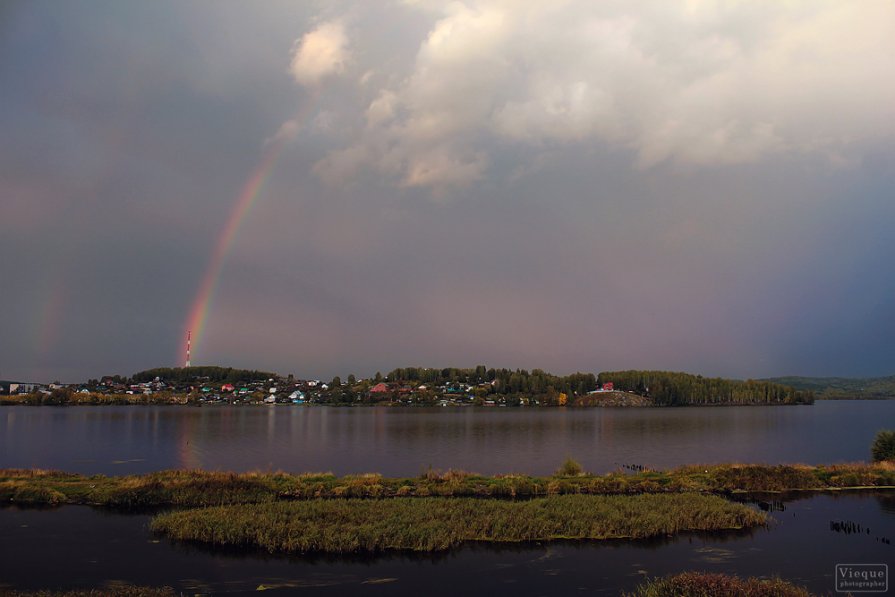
[{"xmin": 625, "ymin": 571, "xmax": 814, "ymax": 596}]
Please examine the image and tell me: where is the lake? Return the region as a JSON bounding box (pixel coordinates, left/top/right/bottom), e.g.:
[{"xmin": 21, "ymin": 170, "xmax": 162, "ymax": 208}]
[{"xmin": 2, "ymin": 400, "xmax": 892, "ymax": 476}]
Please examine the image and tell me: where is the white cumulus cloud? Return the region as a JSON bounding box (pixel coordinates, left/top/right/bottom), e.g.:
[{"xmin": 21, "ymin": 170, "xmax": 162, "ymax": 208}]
[
  {"xmin": 296, "ymin": 1, "xmax": 895, "ymax": 190},
  {"xmin": 289, "ymin": 21, "xmax": 348, "ymax": 86}
]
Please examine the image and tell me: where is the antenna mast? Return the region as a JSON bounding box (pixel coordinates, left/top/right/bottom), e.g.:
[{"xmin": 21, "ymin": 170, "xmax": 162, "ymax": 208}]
[{"xmin": 185, "ymin": 331, "xmax": 192, "ymax": 368}]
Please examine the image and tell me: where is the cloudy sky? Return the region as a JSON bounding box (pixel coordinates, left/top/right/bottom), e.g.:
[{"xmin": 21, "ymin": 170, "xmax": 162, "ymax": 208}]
[{"xmin": 2, "ymin": 0, "xmax": 894, "ymax": 383}]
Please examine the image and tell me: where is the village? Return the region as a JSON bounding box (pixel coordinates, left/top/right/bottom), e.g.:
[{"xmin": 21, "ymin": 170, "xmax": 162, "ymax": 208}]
[{"xmin": 0, "ymin": 367, "xmax": 622, "ymax": 407}]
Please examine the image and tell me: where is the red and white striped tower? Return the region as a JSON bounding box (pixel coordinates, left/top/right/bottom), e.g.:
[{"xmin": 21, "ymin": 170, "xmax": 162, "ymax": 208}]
[{"xmin": 185, "ymin": 331, "xmax": 192, "ymax": 368}]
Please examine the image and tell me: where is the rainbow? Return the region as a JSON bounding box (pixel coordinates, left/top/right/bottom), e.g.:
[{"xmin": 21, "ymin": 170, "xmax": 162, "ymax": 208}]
[{"xmin": 181, "ymin": 135, "xmax": 288, "ymax": 363}]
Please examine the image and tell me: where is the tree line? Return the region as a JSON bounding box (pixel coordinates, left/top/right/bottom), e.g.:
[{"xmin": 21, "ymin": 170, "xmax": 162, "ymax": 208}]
[
  {"xmin": 131, "ymin": 366, "xmax": 276, "ymax": 384},
  {"xmin": 597, "ymin": 370, "xmax": 814, "ymax": 405},
  {"xmin": 383, "ymin": 366, "xmax": 598, "ymax": 397}
]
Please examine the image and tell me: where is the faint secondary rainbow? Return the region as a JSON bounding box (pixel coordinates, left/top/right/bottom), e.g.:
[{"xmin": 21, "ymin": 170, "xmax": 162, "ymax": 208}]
[
  {"xmin": 181, "ymin": 134, "xmax": 289, "ymax": 363},
  {"xmin": 35, "ymin": 283, "xmax": 67, "ymax": 357}
]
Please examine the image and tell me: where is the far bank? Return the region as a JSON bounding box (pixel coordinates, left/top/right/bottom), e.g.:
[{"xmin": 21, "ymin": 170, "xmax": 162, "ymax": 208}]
[{"xmin": 1, "ymin": 366, "xmax": 816, "ymax": 407}]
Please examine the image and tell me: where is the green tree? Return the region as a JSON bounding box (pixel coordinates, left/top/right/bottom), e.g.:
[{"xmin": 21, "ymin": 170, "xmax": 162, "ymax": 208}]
[
  {"xmin": 871, "ymin": 430, "xmax": 895, "ymax": 462},
  {"xmin": 556, "ymin": 457, "xmax": 583, "ymax": 476}
]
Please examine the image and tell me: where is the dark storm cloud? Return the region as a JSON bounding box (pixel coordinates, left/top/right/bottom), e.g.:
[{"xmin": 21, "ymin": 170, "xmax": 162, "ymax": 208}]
[{"xmin": 2, "ymin": 1, "xmax": 894, "ymax": 382}]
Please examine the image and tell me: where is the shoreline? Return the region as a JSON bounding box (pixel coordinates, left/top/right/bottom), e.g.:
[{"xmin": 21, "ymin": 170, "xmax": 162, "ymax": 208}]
[{"xmin": 0, "ymin": 395, "xmax": 829, "ymax": 408}]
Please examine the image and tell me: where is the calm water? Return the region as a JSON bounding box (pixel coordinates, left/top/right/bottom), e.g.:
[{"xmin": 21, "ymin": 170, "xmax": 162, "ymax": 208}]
[
  {"xmin": 1, "ymin": 492, "xmax": 892, "ymax": 595},
  {"xmin": 2, "ymin": 400, "xmax": 892, "ymax": 476}
]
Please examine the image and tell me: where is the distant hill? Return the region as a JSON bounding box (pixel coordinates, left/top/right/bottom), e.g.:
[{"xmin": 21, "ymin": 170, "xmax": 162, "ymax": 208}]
[{"xmin": 764, "ymin": 375, "xmax": 895, "ymax": 399}]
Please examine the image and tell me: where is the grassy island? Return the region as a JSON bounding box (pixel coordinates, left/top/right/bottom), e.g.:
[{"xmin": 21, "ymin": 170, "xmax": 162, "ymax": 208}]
[{"xmin": 149, "ymin": 493, "xmax": 765, "ymax": 553}]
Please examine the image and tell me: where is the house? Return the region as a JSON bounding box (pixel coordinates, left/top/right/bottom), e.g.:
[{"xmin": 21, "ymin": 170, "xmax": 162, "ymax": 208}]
[
  {"xmin": 5, "ymin": 382, "xmax": 39, "ymax": 395},
  {"xmin": 602, "ymin": 382, "xmax": 614, "ymax": 392},
  {"xmin": 370, "ymin": 382, "xmax": 389, "ymax": 393},
  {"xmin": 221, "ymin": 383, "xmax": 235, "ymax": 392}
]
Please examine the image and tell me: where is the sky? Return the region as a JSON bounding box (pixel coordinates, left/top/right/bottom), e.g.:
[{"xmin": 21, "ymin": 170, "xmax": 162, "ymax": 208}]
[{"xmin": 2, "ymin": 0, "xmax": 894, "ymax": 383}]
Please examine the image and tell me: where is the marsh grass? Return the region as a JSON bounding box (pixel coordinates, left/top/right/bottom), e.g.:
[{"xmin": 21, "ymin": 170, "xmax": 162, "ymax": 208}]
[
  {"xmin": 2, "ymin": 463, "xmax": 893, "ymax": 507},
  {"xmin": 150, "ymin": 493, "xmax": 765, "ymax": 553},
  {"xmin": 625, "ymin": 571, "xmax": 813, "ymax": 596},
  {"xmin": 1, "ymin": 588, "xmax": 175, "ymax": 597}
]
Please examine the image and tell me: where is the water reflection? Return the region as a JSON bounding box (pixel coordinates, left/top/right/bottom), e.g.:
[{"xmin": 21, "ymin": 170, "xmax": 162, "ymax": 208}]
[
  {"xmin": 875, "ymin": 491, "xmax": 895, "ymax": 516},
  {"xmin": 1, "ymin": 401, "xmax": 892, "ymax": 476}
]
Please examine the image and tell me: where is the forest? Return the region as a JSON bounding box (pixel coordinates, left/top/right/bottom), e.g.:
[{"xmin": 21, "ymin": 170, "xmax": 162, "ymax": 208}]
[
  {"xmin": 598, "ymin": 370, "xmax": 814, "ymax": 405},
  {"xmin": 370, "ymin": 367, "xmax": 813, "ymax": 406}
]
